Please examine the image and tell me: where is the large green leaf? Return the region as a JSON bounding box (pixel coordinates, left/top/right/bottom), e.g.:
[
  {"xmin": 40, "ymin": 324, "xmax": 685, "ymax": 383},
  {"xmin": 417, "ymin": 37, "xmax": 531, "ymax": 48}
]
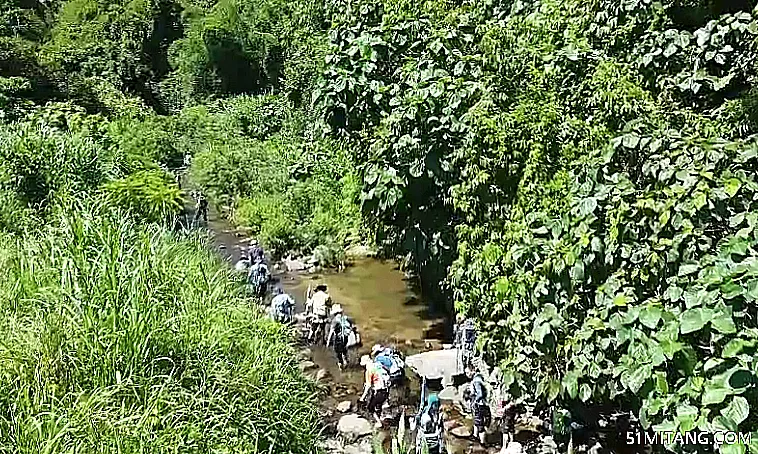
[
  {"xmin": 724, "ymin": 178, "xmax": 742, "ymax": 198},
  {"xmin": 680, "ymin": 307, "xmax": 714, "ymax": 334},
  {"xmin": 721, "ymin": 396, "xmax": 750, "ymax": 425},
  {"xmin": 639, "ymin": 305, "xmax": 662, "ymax": 329},
  {"xmin": 702, "ymin": 384, "xmax": 730, "ymax": 406}
]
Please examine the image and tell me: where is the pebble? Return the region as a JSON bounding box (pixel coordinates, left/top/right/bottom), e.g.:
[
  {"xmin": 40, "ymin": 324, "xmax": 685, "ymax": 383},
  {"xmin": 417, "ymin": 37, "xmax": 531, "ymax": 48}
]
[
  {"xmin": 337, "ymin": 401, "xmax": 352, "ymax": 413},
  {"xmin": 343, "ymin": 438, "xmax": 372, "ymax": 454},
  {"xmin": 318, "ymin": 438, "xmax": 343, "ymax": 453}
]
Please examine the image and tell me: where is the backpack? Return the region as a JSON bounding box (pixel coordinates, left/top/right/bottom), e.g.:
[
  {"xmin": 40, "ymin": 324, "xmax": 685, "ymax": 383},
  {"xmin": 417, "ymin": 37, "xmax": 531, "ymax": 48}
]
[
  {"xmin": 462, "ymin": 320, "xmax": 477, "ymax": 345},
  {"xmin": 336, "ymin": 315, "xmax": 352, "ymax": 340},
  {"xmin": 375, "ymin": 364, "xmax": 390, "ymax": 389}
]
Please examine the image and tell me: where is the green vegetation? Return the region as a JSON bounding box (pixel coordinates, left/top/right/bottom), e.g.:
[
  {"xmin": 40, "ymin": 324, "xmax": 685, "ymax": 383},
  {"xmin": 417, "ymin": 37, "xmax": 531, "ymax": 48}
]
[
  {"xmin": 0, "ymin": 204, "xmax": 319, "ymax": 451},
  {"xmin": 3, "ymin": 0, "xmax": 758, "ymax": 449},
  {"xmin": 181, "ymin": 95, "xmax": 363, "ymax": 257}
]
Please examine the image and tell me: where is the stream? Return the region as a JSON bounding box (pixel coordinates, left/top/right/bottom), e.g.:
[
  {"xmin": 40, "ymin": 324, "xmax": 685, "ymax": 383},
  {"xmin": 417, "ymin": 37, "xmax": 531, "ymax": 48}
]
[
  {"xmin": 196, "ymin": 203, "xmax": 473, "ymax": 451},
  {"xmin": 182, "ymin": 195, "xmax": 644, "ymax": 454}
]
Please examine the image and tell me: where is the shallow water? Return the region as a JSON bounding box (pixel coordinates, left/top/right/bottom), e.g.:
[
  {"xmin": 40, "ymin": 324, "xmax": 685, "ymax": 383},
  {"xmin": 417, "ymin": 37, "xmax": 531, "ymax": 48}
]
[{"xmin": 199, "ymin": 203, "xmax": 449, "ymax": 396}]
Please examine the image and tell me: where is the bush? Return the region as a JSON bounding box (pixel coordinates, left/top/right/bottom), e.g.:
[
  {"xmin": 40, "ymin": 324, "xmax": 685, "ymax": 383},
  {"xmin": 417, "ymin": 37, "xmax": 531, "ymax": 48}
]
[
  {"xmin": 184, "ymin": 96, "xmax": 363, "ymax": 257},
  {"xmin": 103, "ymin": 169, "xmax": 182, "ymax": 224},
  {"xmin": 0, "ymin": 122, "xmax": 107, "ymax": 212},
  {"xmin": 0, "ymin": 203, "xmax": 320, "ymax": 452}
]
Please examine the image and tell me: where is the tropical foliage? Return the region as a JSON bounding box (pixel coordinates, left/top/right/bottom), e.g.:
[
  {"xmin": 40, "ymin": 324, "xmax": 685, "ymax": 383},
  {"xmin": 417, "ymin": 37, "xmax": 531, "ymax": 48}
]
[{"xmin": 3, "ymin": 0, "xmax": 758, "ymax": 449}]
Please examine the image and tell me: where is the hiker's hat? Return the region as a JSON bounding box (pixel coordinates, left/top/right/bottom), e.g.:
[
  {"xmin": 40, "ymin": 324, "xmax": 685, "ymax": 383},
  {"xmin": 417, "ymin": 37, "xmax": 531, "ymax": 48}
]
[
  {"xmin": 371, "ymin": 344, "xmax": 383, "ymax": 356},
  {"xmin": 331, "ymin": 304, "xmax": 343, "ymax": 315}
]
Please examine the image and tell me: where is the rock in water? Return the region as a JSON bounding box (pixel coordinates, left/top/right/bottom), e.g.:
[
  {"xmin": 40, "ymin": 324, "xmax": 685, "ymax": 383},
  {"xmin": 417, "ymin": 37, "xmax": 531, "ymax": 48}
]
[
  {"xmin": 450, "ymin": 426, "xmax": 472, "ymax": 438},
  {"xmin": 337, "ymin": 400, "xmax": 352, "ymax": 413},
  {"xmin": 337, "ymin": 414, "xmax": 373, "ymax": 442},
  {"xmin": 299, "ymin": 360, "xmax": 318, "ymax": 371},
  {"xmin": 502, "ymin": 442, "xmax": 523, "ymax": 454},
  {"xmin": 438, "ymin": 386, "xmax": 458, "ymax": 402}
]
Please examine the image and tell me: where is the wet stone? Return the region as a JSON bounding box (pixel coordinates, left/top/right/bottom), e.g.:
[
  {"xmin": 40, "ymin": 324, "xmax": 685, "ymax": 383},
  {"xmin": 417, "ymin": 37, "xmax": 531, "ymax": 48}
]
[
  {"xmin": 450, "ymin": 426, "xmax": 472, "ymax": 438},
  {"xmin": 337, "ymin": 414, "xmax": 373, "ymax": 442},
  {"xmin": 337, "ymin": 401, "xmax": 352, "ymax": 413}
]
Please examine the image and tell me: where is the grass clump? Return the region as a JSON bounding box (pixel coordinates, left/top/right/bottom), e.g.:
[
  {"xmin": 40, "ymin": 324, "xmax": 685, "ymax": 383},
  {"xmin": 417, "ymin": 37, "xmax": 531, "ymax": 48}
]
[{"xmin": 0, "ymin": 201, "xmax": 320, "ymax": 453}]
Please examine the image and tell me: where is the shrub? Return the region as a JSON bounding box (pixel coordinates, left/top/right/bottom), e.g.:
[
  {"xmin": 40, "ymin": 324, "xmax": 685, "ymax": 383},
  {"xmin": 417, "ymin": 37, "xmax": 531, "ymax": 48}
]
[{"xmin": 102, "ymin": 169, "xmax": 182, "ymax": 224}]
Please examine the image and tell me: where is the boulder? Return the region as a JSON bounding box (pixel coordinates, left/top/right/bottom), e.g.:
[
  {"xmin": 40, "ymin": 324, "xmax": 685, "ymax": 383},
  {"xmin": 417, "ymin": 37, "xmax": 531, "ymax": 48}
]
[
  {"xmin": 299, "ymin": 360, "xmax": 318, "ymax": 371},
  {"xmin": 337, "ymin": 414, "xmax": 373, "ymax": 442},
  {"xmin": 336, "ymin": 401, "xmax": 352, "ymax": 413},
  {"xmin": 501, "ymin": 442, "xmax": 523, "ymax": 454},
  {"xmin": 450, "ymin": 426, "xmax": 472, "ymax": 438},
  {"xmin": 438, "ymin": 386, "xmax": 458, "ymax": 402}
]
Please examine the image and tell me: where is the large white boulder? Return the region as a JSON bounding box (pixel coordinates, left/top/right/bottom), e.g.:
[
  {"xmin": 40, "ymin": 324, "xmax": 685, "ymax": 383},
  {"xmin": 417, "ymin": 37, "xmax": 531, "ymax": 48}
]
[{"xmin": 337, "ymin": 414, "xmax": 373, "ymax": 442}]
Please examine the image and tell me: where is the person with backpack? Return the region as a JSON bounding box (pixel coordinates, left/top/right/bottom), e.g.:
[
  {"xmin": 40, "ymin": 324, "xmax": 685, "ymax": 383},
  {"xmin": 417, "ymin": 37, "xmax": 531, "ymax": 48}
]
[
  {"xmin": 326, "ymin": 304, "xmax": 354, "ymax": 370},
  {"xmin": 270, "ymin": 287, "xmax": 295, "ymax": 324},
  {"xmin": 248, "ymin": 240, "xmax": 264, "ymax": 263},
  {"xmin": 193, "ymin": 191, "xmax": 209, "ymax": 226},
  {"xmin": 359, "ymin": 354, "xmax": 390, "ymax": 428},
  {"xmin": 247, "ymin": 260, "xmax": 269, "ymax": 298},
  {"xmin": 454, "ymin": 314, "xmax": 477, "ymax": 370},
  {"xmin": 371, "ymin": 344, "xmax": 405, "ymax": 388},
  {"xmin": 464, "ymin": 366, "xmax": 490, "ymax": 445},
  {"xmin": 416, "ymin": 394, "xmax": 445, "ymax": 454},
  {"xmin": 306, "ymin": 284, "xmax": 331, "ymax": 344}
]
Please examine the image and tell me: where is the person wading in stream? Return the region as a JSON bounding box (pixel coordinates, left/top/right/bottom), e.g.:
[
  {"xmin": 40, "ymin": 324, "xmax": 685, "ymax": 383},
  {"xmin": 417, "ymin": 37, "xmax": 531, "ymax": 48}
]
[
  {"xmin": 270, "ymin": 287, "xmax": 295, "ymax": 324},
  {"xmin": 454, "ymin": 314, "xmax": 477, "ymax": 371},
  {"xmin": 193, "ymin": 191, "xmax": 208, "ymax": 227},
  {"xmin": 248, "ymin": 259, "xmax": 270, "ymax": 298},
  {"xmin": 359, "ymin": 354, "xmax": 390, "ymax": 428},
  {"xmin": 306, "ymin": 284, "xmax": 331, "ymax": 344},
  {"xmin": 416, "ymin": 394, "xmax": 445, "ymax": 454},
  {"xmin": 464, "ymin": 366, "xmax": 491, "ymax": 445},
  {"xmin": 326, "ymin": 304, "xmax": 353, "ymax": 370},
  {"xmin": 248, "ymin": 239, "xmax": 264, "ymax": 263},
  {"xmin": 371, "ymin": 344, "xmax": 405, "ymax": 388}
]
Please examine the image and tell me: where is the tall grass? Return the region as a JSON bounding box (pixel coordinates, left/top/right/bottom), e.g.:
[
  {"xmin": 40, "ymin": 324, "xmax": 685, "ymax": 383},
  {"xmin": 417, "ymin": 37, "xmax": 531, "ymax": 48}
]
[{"xmin": 0, "ymin": 201, "xmax": 320, "ymax": 453}]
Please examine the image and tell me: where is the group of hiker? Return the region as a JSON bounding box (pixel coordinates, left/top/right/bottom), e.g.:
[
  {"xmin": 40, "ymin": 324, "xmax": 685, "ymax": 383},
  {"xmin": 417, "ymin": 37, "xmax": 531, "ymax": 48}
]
[{"xmin": 232, "ymin": 238, "xmax": 516, "ymax": 454}]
